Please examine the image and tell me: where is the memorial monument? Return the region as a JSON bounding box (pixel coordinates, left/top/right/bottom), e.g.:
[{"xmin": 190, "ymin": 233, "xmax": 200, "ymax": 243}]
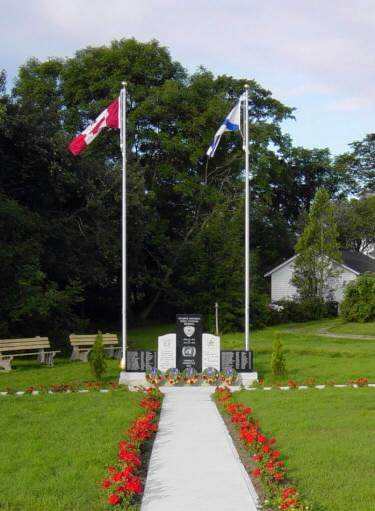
[{"xmin": 120, "ymin": 314, "xmax": 257, "ymax": 387}]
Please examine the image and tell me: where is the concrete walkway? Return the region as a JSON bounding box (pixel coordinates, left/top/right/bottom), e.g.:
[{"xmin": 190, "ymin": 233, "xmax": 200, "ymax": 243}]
[{"xmin": 141, "ymin": 386, "xmax": 259, "ymax": 511}]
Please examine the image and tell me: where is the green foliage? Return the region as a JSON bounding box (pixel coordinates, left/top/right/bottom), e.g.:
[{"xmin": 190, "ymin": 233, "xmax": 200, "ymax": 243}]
[
  {"xmin": 293, "ymin": 188, "xmax": 342, "ymax": 304},
  {"xmin": 89, "ymin": 332, "xmax": 107, "ymax": 381},
  {"xmin": 274, "ymin": 298, "xmax": 336, "ymax": 323},
  {"xmin": 340, "ymin": 273, "xmax": 375, "ymax": 322},
  {"xmin": 0, "ymin": 38, "xmax": 365, "ymax": 337},
  {"xmin": 335, "ymin": 133, "xmax": 375, "ymax": 194},
  {"xmin": 271, "ymin": 334, "xmax": 286, "ymax": 377},
  {"xmin": 334, "ymin": 196, "xmax": 375, "ymax": 253}
]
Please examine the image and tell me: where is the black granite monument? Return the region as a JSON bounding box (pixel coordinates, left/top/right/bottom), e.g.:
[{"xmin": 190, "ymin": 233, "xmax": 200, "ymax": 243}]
[{"xmin": 176, "ymin": 314, "xmax": 203, "ymax": 372}]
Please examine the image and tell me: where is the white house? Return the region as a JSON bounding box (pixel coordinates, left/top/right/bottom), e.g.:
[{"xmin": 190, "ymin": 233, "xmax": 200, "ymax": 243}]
[{"xmin": 264, "ymin": 249, "xmax": 375, "ymax": 303}]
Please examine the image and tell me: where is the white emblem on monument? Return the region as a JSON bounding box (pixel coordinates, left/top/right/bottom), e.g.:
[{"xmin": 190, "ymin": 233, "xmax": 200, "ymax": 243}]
[{"xmin": 183, "ymin": 326, "xmax": 195, "ymax": 337}]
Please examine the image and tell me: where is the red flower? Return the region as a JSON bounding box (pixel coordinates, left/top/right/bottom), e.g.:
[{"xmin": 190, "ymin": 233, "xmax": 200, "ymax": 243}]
[
  {"xmin": 251, "ymin": 468, "xmax": 262, "ymax": 477},
  {"xmin": 274, "ymin": 472, "xmax": 283, "ymax": 481},
  {"xmin": 261, "ymin": 445, "xmax": 271, "ymax": 453},
  {"xmin": 107, "ymin": 466, "xmax": 117, "ymax": 472},
  {"xmin": 125, "ymin": 476, "xmax": 143, "ymax": 494},
  {"xmin": 252, "ymin": 454, "xmax": 263, "ymax": 461},
  {"xmin": 101, "ymin": 480, "xmax": 111, "ymax": 488},
  {"xmin": 108, "ymin": 494, "xmax": 122, "ymax": 506},
  {"xmin": 271, "ymin": 449, "xmax": 281, "ymax": 459},
  {"xmin": 281, "ymin": 488, "xmax": 297, "ymax": 499}
]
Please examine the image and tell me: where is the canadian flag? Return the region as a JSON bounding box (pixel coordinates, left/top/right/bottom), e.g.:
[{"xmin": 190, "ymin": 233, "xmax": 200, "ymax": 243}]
[{"xmin": 68, "ymin": 98, "xmax": 119, "ymax": 155}]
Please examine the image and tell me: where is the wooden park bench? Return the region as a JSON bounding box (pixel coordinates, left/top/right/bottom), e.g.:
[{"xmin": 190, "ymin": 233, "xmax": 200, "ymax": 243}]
[
  {"xmin": 69, "ymin": 334, "xmax": 121, "ymax": 362},
  {"xmin": 0, "ymin": 337, "xmax": 60, "ymax": 372}
]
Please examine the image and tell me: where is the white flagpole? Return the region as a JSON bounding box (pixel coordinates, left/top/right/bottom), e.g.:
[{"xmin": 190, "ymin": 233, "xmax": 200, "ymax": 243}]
[
  {"xmin": 244, "ymin": 84, "xmax": 250, "ymax": 351},
  {"xmin": 120, "ymin": 82, "xmax": 127, "ymax": 370}
]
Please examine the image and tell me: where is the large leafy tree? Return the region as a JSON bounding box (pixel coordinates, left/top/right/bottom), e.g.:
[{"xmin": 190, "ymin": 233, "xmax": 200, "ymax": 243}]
[
  {"xmin": 334, "ymin": 195, "xmax": 375, "ymax": 254},
  {"xmin": 335, "ymin": 133, "xmax": 375, "ymax": 193},
  {"xmin": 0, "ymin": 37, "xmax": 357, "ymax": 336}
]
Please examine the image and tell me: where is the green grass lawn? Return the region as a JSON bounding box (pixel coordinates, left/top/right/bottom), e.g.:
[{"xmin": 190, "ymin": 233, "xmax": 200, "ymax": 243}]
[
  {"xmin": 232, "ymin": 388, "xmax": 375, "ymax": 511},
  {"xmin": 1, "ymin": 319, "xmax": 374, "ymax": 390},
  {"xmin": 0, "ymin": 391, "xmax": 143, "ymax": 511}
]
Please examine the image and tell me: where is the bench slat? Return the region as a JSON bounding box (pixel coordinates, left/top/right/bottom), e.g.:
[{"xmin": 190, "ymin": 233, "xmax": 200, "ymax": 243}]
[
  {"xmin": 0, "ymin": 343, "xmax": 50, "ymax": 350},
  {"xmin": 0, "ymin": 337, "xmax": 49, "ymax": 343}
]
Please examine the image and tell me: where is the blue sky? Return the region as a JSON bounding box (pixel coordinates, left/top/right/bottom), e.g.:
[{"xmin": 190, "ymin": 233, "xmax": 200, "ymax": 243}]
[{"xmin": 1, "ymin": 0, "xmax": 374, "ymax": 155}]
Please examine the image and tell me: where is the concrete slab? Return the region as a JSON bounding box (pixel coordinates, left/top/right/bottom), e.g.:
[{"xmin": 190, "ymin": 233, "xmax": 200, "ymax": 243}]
[{"xmin": 141, "ymin": 386, "xmax": 259, "ymax": 511}]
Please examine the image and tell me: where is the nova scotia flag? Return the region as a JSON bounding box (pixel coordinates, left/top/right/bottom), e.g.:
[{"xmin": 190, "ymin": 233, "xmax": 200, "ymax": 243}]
[{"xmin": 207, "ymin": 94, "xmax": 245, "ymax": 158}]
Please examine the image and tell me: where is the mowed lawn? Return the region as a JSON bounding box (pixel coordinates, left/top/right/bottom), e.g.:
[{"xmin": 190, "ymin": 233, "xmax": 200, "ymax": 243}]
[
  {"xmin": 232, "ymin": 388, "xmax": 375, "ymax": 511},
  {"xmin": 0, "ymin": 391, "xmax": 143, "ymax": 511},
  {"xmin": 222, "ymin": 319, "xmax": 375, "ymax": 384},
  {"xmin": 1, "ymin": 319, "xmax": 374, "ymax": 390}
]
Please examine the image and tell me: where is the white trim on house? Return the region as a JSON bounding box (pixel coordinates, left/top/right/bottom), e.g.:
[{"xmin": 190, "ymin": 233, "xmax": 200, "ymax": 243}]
[{"xmin": 264, "ymin": 255, "xmax": 297, "ymax": 277}]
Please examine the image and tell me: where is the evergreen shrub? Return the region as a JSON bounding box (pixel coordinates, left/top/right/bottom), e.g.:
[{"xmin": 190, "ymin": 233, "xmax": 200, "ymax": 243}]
[{"xmin": 89, "ymin": 331, "xmax": 107, "ymax": 381}]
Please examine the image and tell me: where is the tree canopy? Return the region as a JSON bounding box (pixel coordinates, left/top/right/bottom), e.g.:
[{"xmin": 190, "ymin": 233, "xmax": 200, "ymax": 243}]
[{"xmin": 0, "ymin": 38, "xmax": 372, "ymax": 341}]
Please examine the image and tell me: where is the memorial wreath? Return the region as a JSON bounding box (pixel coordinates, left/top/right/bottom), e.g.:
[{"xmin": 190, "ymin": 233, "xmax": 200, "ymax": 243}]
[
  {"xmin": 220, "ymin": 367, "xmax": 238, "ymax": 385},
  {"xmin": 182, "ymin": 367, "xmax": 199, "ymax": 385},
  {"xmin": 145, "ymin": 368, "xmax": 163, "ymax": 386},
  {"xmin": 165, "ymin": 368, "xmax": 182, "ymax": 385},
  {"xmin": 202, "ymin": 367, "xmax": 219, "ymax": 385}
]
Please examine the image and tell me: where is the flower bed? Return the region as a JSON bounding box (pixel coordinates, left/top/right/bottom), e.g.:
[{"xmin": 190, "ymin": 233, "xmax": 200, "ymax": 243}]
[
  {"xmin": 0, "ymin": 381, "xmax": 126, "ymax": 395},
  {"xmin": 101, "ymin": 386, "xmax": 163, "ymax": 508},
  {"xmin": 214, "ymin": 386, "xmax": 312, "ymax": 510}
]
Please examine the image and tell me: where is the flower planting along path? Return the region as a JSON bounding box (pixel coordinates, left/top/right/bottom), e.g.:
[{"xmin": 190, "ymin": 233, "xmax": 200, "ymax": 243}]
[{"xmin": 141, "ymin": 386, "xmax": 259, "ymax": 511}]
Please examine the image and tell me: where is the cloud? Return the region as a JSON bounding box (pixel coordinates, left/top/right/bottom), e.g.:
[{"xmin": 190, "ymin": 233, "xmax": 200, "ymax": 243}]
[{"xmin": 0, "ymin": 0, "xmax": 374, "ymax": 153}]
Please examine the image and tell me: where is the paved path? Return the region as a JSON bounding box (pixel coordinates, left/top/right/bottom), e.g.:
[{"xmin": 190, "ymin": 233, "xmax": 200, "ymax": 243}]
[
  {"xmin": 141, "ymin": 386, "xmax": 259, "ymax": 511},
  {"xmin": 283, "ymin": 328, "xmax": 375, "ymax": 340}
]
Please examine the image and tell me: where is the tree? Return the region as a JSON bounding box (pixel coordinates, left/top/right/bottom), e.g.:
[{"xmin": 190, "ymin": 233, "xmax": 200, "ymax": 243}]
[
  {"xmin": 271, "ymin": 334, "xmax": 287, "ymax": 377},
  {"xmin": 335, "ymin": 134, "xmax": 375, "ymax": 193},
  {"xmin": 334, "ymin": 196, "xmax": 375, "ymax": 254},
  {"xmin": 292, "ymin": 188, "xmax": 342, "ymax": 301},
  {"xmin": 2, "ymin": 37, "xmax": 358, "ymax": 337},
  {"xmin": 89, "ymin": 332, "xmax": 107, "ymax": 381}
]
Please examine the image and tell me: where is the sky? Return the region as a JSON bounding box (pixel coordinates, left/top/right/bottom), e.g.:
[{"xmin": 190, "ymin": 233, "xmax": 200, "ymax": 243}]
[{"xmin": 1, "ymin": 0, "xmax": 374, "ymax": 155}]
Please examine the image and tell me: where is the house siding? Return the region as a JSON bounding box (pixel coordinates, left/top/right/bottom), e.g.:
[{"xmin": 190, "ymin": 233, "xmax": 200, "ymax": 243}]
[
  {"xmin": 269, "ymin": 260, "xmax": 357, "ymax": 303},
  {"xmin": 271, "ymin": 262, "xmax": 297, "ymax": 301}
]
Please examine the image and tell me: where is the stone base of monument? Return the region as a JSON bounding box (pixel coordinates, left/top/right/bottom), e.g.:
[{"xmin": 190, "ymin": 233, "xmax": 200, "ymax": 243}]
[
  {"xmin": 237, "ymin": 372, "xmax": 258, "ymax": 387},
  {"xmin": 119, "ymin": 371, "xmax": 150, "ymax": 389},
  {"xmin": 119, "ymin": 371, "xmax": 258, "ymax": 391}
]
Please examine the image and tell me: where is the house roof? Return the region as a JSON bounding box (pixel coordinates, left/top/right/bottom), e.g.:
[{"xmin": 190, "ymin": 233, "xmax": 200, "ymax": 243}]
[
  {"xmin": 264, "ymin": 250, "xmax": 375, "ymax": 277},
  {"xmin": 341, "ymin": 249, "xmax": 375, "ymax": 274}
]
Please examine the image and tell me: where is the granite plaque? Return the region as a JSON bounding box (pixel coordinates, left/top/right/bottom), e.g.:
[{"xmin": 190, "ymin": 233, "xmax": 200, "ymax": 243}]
[
  {"xmin": 202, "ymin": 334, "xmax": 220, "ymax": 371},
  {"xmin": 176, "ymin": 314, "xmax": 202, "ymax": 371},
  {"xmin": 126, "ymin": 350, "xmax": 157, "ymax": 372},
  {"xmin": 221, "ymin": 350, "xmax": 253, "ymax": 372},
  {"xmin": 157, "ymin": 334, "xmax": 176, "ymax": 372}
]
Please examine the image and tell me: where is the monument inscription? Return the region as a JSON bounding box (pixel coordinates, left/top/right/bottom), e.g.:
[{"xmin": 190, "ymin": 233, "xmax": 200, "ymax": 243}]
[
  {"xmin": 176, "ymin": 314, "xmax": 202, "ymax": 371},
  {"xmin": 202, "ymin": 333, "xmax": 220, "ymax": 371},
  {"xmin": 221, "ymin": 350, "xmax": 253, "ymax": 372},
  {"xmin": 157, "ymin": 334, "xmax": 176, "ymax": 372},
  {"xmin": 126, "ymin": 350, "xmax": 157, "ymax": 372}
]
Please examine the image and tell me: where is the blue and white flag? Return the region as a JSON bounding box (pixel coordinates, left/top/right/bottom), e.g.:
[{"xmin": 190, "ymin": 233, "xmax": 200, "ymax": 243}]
[{"xmin": 206, "ymin": 94, "xmax": 245, "ymax": 158}]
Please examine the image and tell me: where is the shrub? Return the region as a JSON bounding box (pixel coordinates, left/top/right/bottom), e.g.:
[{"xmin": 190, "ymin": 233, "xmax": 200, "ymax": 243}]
[
  {"xmin": 271, "ymin": 334, "xmax": 287, "ymax": 377},
  {"xmin": 340, "ymin": 272, "xmax": 375, "ymax": 322},
  {"xmin": 273, "ymin": 297, "xmax": 337, "ymax": 323},
  {"xmin": 89, "ymin": 332, "xmax": 107, "ymax": 381}
]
